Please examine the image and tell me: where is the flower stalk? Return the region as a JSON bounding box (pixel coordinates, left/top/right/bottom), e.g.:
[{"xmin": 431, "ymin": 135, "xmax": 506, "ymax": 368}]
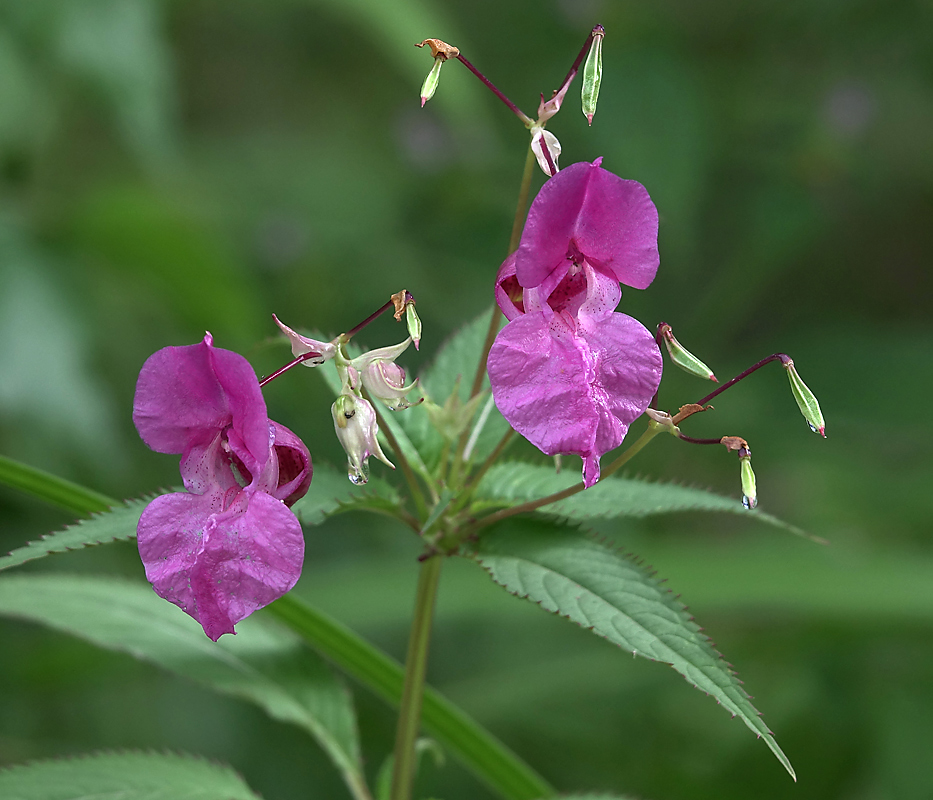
[{"xmin": 390, "ymin": 554, "xmax": 443, "ymax": 800}]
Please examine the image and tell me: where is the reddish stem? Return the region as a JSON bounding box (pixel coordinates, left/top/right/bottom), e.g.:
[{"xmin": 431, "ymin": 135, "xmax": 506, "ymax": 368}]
[
  {"xmin": 345, "ymin": 299, "xmax": 395, "ymax": 341},
  {"xmin": 553, "ymin": 24, "xmax": 604, "ymax": 100},
  {"xmin": 536, "ymin": 133, "xmax": 557, "ymax": 176},
  {"xmin": 455, "ymin": 54, "xmax": 533, "ymax": 124},
  {"xmin": 694, "ymin": 353, "xmax": 791, "ymax": 407},
  {"xmin": 259, "ymin": 351, "xmax": 323, "ymax": 387}
]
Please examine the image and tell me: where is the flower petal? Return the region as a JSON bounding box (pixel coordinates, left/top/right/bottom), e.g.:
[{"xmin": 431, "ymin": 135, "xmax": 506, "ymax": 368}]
[
  {"xmin": 133, "ymin": 334, "xmax": 270, "ymax": 466},
  {"xmin": 487, "ymin": 309, "xmax": 661, "ymax": 487},
  {"xmin": 137, "ymin": 488, "xmax": 305, "ymax": 641},
  {"xmin": 273, "ymin": 315, "xmax": 337, "ymax": 365},
  {"xmin": 269, "ymin": 421, "xmax": 313, "ymax": 506},
  {"xmin": 515, "ymin": 160, "xmax": 659, "ymax": 291},
  {"xmin": 494, "ymin": 253, "xmax": 525, "ymax": 320}
]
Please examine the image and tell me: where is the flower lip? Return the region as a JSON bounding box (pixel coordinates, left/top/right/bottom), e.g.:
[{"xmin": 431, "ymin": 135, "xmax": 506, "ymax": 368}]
[{"xmin": 514, "ymin": 158, "xmax": 660, "ymax": 293}]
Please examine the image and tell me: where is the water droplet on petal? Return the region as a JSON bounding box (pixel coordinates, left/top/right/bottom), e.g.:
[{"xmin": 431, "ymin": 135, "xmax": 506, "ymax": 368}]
[
  {"xmin": 742, "ymin": 494, "xmax": 758, "ymax": 510},
  {"xmin": 807, "ymin": 420, "xmax": 818, "ymax": 434},
  {"xmin": 348, "ymin": 469, "xmax": 368, "ymax": 486}
]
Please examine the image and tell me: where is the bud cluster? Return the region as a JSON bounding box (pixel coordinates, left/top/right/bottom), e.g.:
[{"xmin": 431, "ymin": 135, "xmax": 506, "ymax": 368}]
[{"xmin": 275, "ymin": 296, "xmax": 422, "ymax": 485}]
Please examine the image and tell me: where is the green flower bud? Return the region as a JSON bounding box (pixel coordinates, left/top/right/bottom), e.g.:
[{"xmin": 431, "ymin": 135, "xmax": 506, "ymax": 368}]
[
  {"xmin": 405, "ymin": 302, "xmax": 422, "ymax": 350},
  {"xmin": 659, "ymin": 324, "xmax": 717, "ymax": 382},
  {"xmin": 420, "ymin": 57, "xmax": 444, "ymax": 107},
  {"xmin": 581, "ymin": 27, "xmax": 604, "ymax": 126},
  {"xmin": 783, "ymin": 359, "xmax": 826, "ymax": 437},
  {"xmin": 739, "ymin": 449, "xmax": 757, "ymax": 510}
]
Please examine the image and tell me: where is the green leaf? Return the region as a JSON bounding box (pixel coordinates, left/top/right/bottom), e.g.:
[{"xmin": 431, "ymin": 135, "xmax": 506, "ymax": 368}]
[
  {"xmin": 0, "ymin": 751, "xmax": 263, "ymax": 800},
  {"xmin": 397, "ymin": 309, "xmax": 511, "ymax": 467},
  {"xmin": 0, "ymin": 497, "xmax": 146, "ymax": 573},
  {"xmin": 474, "ymin": 462, "xmax": 811, "ymax": 536},
  {"xmin": 467, "ymin": 520, "xmax": 796, "ymax": 781},
  {"xmin": 0, "ymin": 575, "xmax": 368, "ymax": 799},
  {"xmin": 291, "ymin": 460, "xmax": 401, "ymax": 526},
  {"xmin": 266, "ymin": 594, "xmax": 555, "ymax": 800}
]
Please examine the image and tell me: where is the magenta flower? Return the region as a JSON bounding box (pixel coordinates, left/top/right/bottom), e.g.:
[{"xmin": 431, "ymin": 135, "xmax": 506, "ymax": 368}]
[
  {"xmin": 487, "ymin": 159, "xmax": 663, "ymax": 487},
  {"xmin": 133, "ymin": 333, "xmax": 312, "ymax": 641}
]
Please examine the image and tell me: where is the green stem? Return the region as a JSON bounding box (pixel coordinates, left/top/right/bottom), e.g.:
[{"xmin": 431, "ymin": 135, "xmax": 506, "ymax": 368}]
[
  {"xmin": 390, "ymin": 555, "xmax": 443, "ymax": 800},
  {"xmin": 453, "ymin": 428, "xmax": 515, "ymax": 514},
  {"xmin": 267, "ymin": 595, "xmax": 554, "ymax": 799},
  {"xmin": 467, "ymin": 144, "xmax": 537, "ymax": 403},
  {"xmin": 470, "ymin": 424, "xmax": 662, "ymax": 533},
  {"xmin": 452, "ymin": 145, "xmax": 538, "ymax": 490}
]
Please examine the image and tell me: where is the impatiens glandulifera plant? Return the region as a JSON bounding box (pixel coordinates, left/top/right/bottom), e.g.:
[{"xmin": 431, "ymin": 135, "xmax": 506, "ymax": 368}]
[{"xmin": 0, "ymin": 24, "xmax": 829, "ymax": 800}]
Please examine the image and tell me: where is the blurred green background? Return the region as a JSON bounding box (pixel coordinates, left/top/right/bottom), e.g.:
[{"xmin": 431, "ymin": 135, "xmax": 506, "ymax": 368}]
[{"xmin": 1, "ymin": 0, "xmax": 931, "ymax": 798}]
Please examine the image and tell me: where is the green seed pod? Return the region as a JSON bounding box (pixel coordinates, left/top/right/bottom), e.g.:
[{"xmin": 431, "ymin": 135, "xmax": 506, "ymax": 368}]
[
  {"xmin": 420, "ymin": 58, "xmax": 444, "ymax": 107},
  {"xmin": 660, "ymin": 324, "xmax": 717, "ymax": 382},
  {"xmin": 739, "ymin": 452, "xmax": 757, "ymax": 510},
  {"xmin": 581, "ymin": 29, "xmax": 604, "ymax": 125},
  {"xmin": 784, "ymin": 359, "xmax": 826, "ymax": 437},
  {"xmin": 405, "ymin": 302, "xmax": 422, "ymax": 350}
]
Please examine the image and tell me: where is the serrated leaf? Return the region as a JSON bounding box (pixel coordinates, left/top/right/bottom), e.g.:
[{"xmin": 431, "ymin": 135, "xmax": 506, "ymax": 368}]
[
  {"xmin": 474, "ymin": 462, "xmax": 810, "ymax": 536},
  {"xmin": 0, "ymin": 498, "xmax": 147, "ymax": 573},
  {"xmin": 0, "ymin": 751, "xmax": 262, "ymax": 800},
  {"xmin": 0, "ymin": 574, "xmax": 367, "ymax": 798},
  {"xmin": 1, "ymin": 464, "xmax": 402, "ymax": 573},
  {"xmin": 467, "ymin": 520, "xmax": 795, "ymax": 780},
  {"xmin": 290, "ymin": 460, "xmax": 400, "ymax": 525}
]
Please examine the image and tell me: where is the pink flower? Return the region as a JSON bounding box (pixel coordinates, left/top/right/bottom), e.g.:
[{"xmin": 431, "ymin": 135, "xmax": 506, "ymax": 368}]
[
  {"xmin": 133, "ymin": 334, "xmax": 311, "ymax": 641},
  {"xmin": 487, "ymin": 159, "xmax": 663, "ymax": 488}
]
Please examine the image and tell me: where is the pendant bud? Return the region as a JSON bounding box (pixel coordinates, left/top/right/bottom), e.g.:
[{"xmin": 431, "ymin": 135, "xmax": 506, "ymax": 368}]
[
  {"xmin": 581, "ymin": 25, "xmax": 604, "ymax": 125},
  {"xmin": 530, "ymin": 128, "xmax": 561, "ymax": 176},
  {"xmin": 331, "ymin": 394, "xmax": 395, "ymax": 485},
  {"xmin": 739, "ymin": 446, "xmax": 757, "ymax": 510},
  {"xmin": 783, "ymin": 358, "xmax": 826, "ymax": 437},
  {"xmin": 659, "ymin": 323, "xmax": 717, "ymax": 382}
]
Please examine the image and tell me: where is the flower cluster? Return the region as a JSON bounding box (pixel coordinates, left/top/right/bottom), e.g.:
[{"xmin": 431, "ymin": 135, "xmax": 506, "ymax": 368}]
[
  {"xmin": 133, "ymin": 333, "xmax": 312, "ymax": 641},
  {"xmin": 487, "ymin": 158, "xmax": 663, "ymax": 487}
]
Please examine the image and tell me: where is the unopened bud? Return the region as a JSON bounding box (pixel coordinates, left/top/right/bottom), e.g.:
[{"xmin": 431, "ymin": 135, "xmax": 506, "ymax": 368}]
[
  {"xmin": 331, "ymin": 394, "xmax": 394, "ymax": 485},
  {"xmin": 349, "ymin": 339, "xmax": 419, "ymax": 411},
  {"xmin": 405, "ymin": 303, "xmax": 422, "ymax": 351},
  {"xmin": 420, "ymin": 58, "xmax": 444, "ymax": 107},
  {"xmin": 738, "ymin": 447, "xmax": 757, "ymax": 510},
  {"xmin": 659, "ymin": 324, "xmax": 717, "ymax": 382},
  {"xmin": 581, "ymin": 26, "xmax": 604, "ymax": 126},
  {"xmin": 783, "ymin": 359, "xmax": 826, "ymax": 437},
  {"xmin": 362, "ymin": 360, "xmax": 419, "ymax": 411},
  {"xmin": 536, "ymin": 83, "xmax": 570, "ymax": 125},
  {"xmin": 415, "ymin": 39, "xmax": 459, "ymax": 107},
  {"xmin": 530, "ymin": 128, "xmax": 561, "ymax": 176}
]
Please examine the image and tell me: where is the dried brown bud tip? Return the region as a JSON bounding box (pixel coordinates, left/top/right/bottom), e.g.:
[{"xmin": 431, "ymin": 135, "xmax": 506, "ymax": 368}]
[
  {"xmin": 415, "ymin": 39, "xmax": 460, "ymax": 60},
  {"xmin": 720, "ymin": 435, "xmax": 749, "ymax": 453},
  {"xmin": 391, "ymin": 289, "xmax": 413, "ymax": 320}
]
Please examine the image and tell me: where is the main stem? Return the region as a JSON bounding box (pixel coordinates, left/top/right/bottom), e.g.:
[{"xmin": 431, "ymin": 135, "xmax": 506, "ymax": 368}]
[{"xmin": 389, "ymin": 555, "xmax": 443, "ymax": 800}]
